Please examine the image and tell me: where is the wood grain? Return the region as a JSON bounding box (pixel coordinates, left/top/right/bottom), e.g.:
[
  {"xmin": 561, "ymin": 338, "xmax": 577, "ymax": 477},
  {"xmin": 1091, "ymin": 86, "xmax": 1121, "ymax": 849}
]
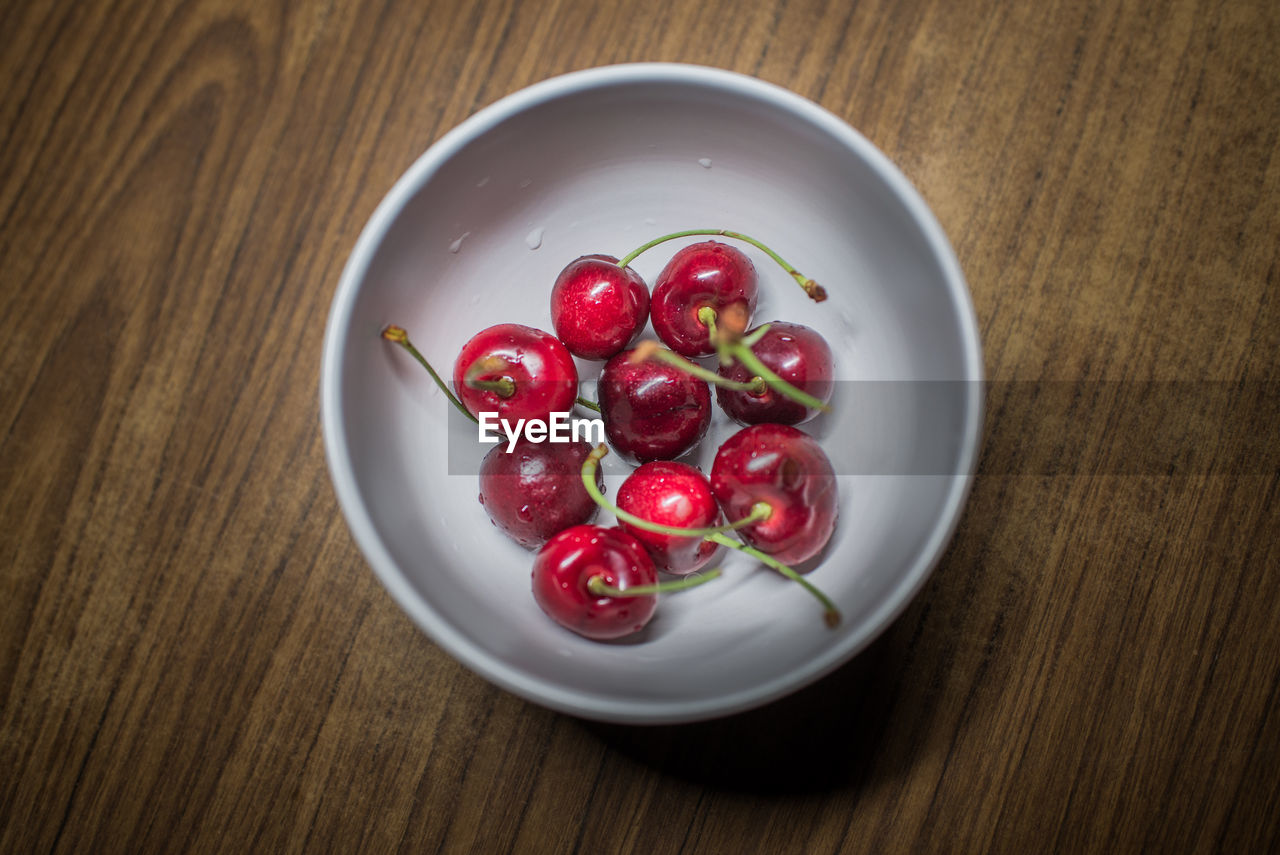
[{"xmin": 2, "ymin": 0, "xmax": 1277, "ymax": 852}]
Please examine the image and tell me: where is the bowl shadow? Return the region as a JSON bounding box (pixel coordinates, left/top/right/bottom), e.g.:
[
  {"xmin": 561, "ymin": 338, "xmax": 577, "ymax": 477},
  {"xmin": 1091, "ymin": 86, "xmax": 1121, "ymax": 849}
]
[{"xmin": 577, "ymin": 613, "xmax": 926, "ymax": 796}]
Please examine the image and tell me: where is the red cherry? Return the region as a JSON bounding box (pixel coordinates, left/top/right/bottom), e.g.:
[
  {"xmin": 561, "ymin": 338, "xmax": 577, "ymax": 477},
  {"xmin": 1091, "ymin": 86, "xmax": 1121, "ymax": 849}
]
[
  {"xmin": 531, "ymin": 525, "xmax": 659, "ymax": 639},
  {"xmin": 717, "ymin": 322, "xmax": 834, "ymax": 425},
  {"xmin": 710, "ymin": 424, "xmax": 837, "ymax": 565},
  {"xmin": 598, "ymin": 348, "xmax": 712, "ymax": 464},
  {"xmin": 479, "ymin": 440, "xmax": 601, "ymax": 548},
  {"xmin": 650, "ymin": 241, "xmax": 758, "ymax": 357},
  {"xmin": 452, "ymin": 323, "xmax": 578, "ymax": 422},
  {"xmin": 616, "ymin": 461, "xmax": 720, "ymax": 574},
  {"xmin": 550, "ymin": 255, "xmax": 650, "ymax": 360}
]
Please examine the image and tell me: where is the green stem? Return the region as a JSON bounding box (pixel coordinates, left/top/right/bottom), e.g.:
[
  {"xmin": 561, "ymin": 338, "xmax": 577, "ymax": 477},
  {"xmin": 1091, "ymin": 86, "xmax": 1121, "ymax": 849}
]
[
  {"xmin": 617, "ymin": 229, "xmax": 827, "ymax": 302},
  {"xmin": 576, "ymin": 396, "xmax": 601, "ymax": 413},
  {"xmin": 382, "ymin": 325, "xmax": 478, "ymax": 424},
  {"xmin": 740, "ymin": 324, "xmax": 773, "ymax": 348},
  {"xmin": 469, "ymin": 378, "xmax": 515, "ymax": 396},
  {"xmin": 632, "ymin": 343, "xmax": 765, "ymax": 394},
  {"xmin": 464, "ymin": 357, "xmax": 516, "ymax": 398},
  {"xmin": 581, "ymin": 445, "xmax": 771, "ymax": 537},
  {"xmin": 682, "ymin": 309, "xmax": 830, "ymax": 412},
  {"xmin": 587, "ymin": 568, "xmax": 722, "ymax": 598},
  {"xmin": 697, "ymin": 306, "xmax": 735, "ymax": 367},
  {"xmin": 728, "ymin": 342, "xmax": 831, "ymax": 413},
  {"xmin": 705, "ymin": 532, "xmax": 841, "ymax": 628}
]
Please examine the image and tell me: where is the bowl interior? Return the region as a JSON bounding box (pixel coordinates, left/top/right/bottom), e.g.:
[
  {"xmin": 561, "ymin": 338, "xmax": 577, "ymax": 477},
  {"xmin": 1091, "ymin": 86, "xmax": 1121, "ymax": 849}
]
[{"xmin": 324, "ymin": 66, "xmax": 981, "ymax": 723}]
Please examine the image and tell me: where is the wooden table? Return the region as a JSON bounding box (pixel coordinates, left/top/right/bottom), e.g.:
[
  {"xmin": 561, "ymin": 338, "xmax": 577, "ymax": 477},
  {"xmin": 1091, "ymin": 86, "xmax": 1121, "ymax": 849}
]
[{"xmin": 4, "ymin": 0, "xmax": 1277, "ymax": 851}]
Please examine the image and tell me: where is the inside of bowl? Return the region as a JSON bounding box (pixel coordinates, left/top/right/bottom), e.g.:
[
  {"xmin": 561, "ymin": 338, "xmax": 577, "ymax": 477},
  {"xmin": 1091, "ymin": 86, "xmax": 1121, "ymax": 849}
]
[{"xmin": 329, "ymin": 68, "xmax": 980, "ymax": 721}]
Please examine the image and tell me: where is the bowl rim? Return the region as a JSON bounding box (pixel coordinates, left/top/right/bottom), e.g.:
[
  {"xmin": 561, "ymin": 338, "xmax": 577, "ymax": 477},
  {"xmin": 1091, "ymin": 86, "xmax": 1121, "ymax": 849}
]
[{"xmin": 320, "ymin": 62, "xmax": 984, "ymax": 724}]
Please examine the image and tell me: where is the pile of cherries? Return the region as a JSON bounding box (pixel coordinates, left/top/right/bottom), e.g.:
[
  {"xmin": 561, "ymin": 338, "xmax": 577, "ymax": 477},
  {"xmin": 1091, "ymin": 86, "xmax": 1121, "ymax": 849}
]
[{"xmin": 384, "ymin": 229, "xmax": 840, "ymax": 641}]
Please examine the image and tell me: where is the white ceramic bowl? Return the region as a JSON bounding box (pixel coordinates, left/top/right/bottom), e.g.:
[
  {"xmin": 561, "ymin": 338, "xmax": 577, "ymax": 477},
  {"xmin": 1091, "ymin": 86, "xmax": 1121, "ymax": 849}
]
[{"xmin": 321, "ymin": 63, "xmax": 982, "ymax": 724}]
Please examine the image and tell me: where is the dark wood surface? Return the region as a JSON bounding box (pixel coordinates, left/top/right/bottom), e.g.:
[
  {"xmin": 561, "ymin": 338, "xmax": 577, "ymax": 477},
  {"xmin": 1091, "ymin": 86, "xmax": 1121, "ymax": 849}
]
[{"xmin": 3, "ymin": 0, "xmax": 1277, "ymax": 851}]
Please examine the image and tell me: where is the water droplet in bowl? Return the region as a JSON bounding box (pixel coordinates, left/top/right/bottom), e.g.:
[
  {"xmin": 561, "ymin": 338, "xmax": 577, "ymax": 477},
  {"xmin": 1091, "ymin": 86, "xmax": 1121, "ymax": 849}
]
[
  {"xmin": 449, "ymin": 232, "xmax": 470, "ymax": 253},
  {"xmin": 519, "ymin": 177, "xmax": 533, "ymax": 188},
  {"xmin": 476, "ymin": 176, "xmax": 490, "ymax": 187},
  {"xmin": 698, "ymin": 157, "xmax": 713, "ymax": 169},
  {"xmin": 837, "ymin": 305, "xmax": 858, "ymax": 337},
  {"xmin": 525, "ymin": 227, "xmax": 544, "ymax": 250}
]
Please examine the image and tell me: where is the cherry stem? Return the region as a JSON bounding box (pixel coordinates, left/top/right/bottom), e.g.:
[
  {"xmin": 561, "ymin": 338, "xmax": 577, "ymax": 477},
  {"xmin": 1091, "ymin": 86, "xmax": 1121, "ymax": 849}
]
[
  {"xmin": 729, "ymin": 341, "xmax": 831, "ymax": 412},
  {"xmin": 464, "ymin": 357, "xmax": 516, "ymax": 398},
  {"xmin": 587, "ymin": 568, "xmax": 722, "ymax": 598},
  {"xmin": 705, "ymin": 532, "xmax": 841, "ymax": 628},
  {"xmin": 699, "ymin": 308, "xmax": 830, "ymax": 412},
  {"xmin": 697, "ymin": 307, "xmax": 735, "ymax": 367},
  {"xmin": 581, "ymin": 445, "xmax": 772, "ymax": 537},
  {"xmin": 629, "ymin": 342, "xmax": 765, "ymax": 395},
  {"xmin": 382, "ymin": 325, "xmax": 478, "ymax": 424},
  {"xmin": 576, "ymin": 396, "xmax": 601, "ymax": 413},
  {"xmin": 740, "ymin": 324, "xmax": 773, "ymax": 348},
  {"xmin": 617, "ymin": 229, "xmax": 827, "ymax": 302}
]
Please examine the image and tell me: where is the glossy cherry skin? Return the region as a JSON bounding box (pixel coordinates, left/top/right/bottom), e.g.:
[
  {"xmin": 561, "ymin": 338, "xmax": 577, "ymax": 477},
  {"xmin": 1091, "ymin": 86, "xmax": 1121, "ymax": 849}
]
[
  {"xmin": 453, "ymin": 323, "xmax": 578, "ymax": 422},
  {"xmin": 717, "ymin": 321, "xmax": 834, "ymax": 426},
  {"xmin": 598, "ymin": 348, "xmax": 712, "ymax": 464},
  {"xmin": 616, "ymin": 461, "xmax": 720, "ymax": 575},
  {"xmin": 710, "ymin": 424, "xmax": 837, "ymax": 565},
  {"xmin": 550, "ymin": 254, "xmax": 650, "ymax": 360},
  {"xmin": 531, "ymin": 525, "xmax": 659, "ymax": 639},
  {"xmin": 650, "ymin": 241, "xmax": 759, "ymax": 357},
  {"xmin": 478, "ymin": 440, "xmax": 601, "ymax": 549}
]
